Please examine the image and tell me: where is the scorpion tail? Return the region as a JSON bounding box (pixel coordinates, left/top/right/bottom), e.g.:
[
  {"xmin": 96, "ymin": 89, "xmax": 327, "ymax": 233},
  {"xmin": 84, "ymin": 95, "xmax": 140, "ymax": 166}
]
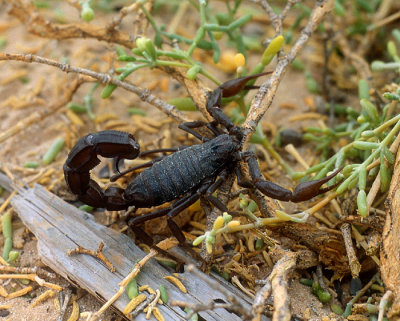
[
  {"xmin": 291, "ymin": 167, "xmax": 343, "ymax": 202},
  {"xmin": 63, "ymin": 130, "xmax": 140, "ymax": 210}
]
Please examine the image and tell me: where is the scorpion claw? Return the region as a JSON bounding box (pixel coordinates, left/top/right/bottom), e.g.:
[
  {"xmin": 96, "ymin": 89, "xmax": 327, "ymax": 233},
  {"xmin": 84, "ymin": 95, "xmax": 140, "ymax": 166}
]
[
  {"xmin": 218, "ymin": 71, "xmax": 272, "ymax": 98},
  {"xmin": 291, "ymin": 167, "xmax": 343, "ymax": 202}
]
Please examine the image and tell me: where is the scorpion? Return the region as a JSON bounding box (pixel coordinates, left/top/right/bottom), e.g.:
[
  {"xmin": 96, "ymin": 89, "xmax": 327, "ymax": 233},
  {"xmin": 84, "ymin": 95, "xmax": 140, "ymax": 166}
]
[{"xmin": 63, "ymin": 72, "xmax": 341, "ymax": 245}]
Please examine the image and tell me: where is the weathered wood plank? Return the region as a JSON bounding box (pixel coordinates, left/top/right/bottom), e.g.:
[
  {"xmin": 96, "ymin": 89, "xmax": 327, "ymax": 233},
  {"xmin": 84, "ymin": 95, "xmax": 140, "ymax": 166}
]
[{"xmin": 10, "ymin": 183, "xmax": 268, "ymax": 321}]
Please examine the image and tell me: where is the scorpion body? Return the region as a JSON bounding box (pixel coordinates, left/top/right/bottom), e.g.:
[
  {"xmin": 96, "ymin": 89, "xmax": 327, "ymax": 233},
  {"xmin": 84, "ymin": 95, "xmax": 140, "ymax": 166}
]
[
  {"xmin": 64, "ymin": 72, "xmax": 342, "ymax": 244},
  {"xmin": 125, "ymin": 134, "xmax": 236, "ymax": 207}
]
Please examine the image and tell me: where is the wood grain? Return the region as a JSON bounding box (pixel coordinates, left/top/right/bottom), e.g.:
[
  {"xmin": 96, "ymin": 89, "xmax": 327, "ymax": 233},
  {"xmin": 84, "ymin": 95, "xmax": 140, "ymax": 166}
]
[
  {"xmin": 381, "ymin": 146, "xmax": 400, "ymax": 318},
  {"xmin": 9, "ymin": 182, "xmax": 267, "ymax": 320}
]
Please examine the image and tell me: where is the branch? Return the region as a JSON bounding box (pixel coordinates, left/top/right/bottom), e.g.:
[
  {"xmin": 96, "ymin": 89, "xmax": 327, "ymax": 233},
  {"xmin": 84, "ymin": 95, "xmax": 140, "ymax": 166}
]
[
  {"xmin": 242, "ymin": 0, "xmax": 334, "ymax": 142},
  {"xmin": 0, "ymin": 53, "xmax": 190, "ymax": 123},
  {"xmin": 5, "ymin": 0, "xmax": 136, "ymax": 48}
]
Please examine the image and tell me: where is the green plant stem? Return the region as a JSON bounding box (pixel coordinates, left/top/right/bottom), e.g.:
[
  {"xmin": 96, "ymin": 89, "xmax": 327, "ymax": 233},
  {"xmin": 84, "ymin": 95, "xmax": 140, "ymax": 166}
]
[
  {"xmin": 199, "ymin": 69, "xmax": 221, "ymax": 85},
  {"xmin": 338, "ymin": 116, "xmax": 400, "ymax": 193},
  {"xmin": 374, "ymin": 114, "xmax": 400, "ymax": 134},
  {"xmin": 155, "ymin": 60, "xmax": 191, "ymax": 68},
  {"xmin": 139, "ymin": 2, "xmax": 160, "ymax": 35},
  {"xmin": 187, "ymin": 0, "xmax": 207, "ymax": 56}
]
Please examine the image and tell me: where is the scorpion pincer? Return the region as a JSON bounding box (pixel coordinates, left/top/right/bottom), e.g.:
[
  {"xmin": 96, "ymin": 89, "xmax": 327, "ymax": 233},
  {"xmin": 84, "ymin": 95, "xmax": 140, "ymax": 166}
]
[{"xmin": 64, "ymin": 71, "xmax": 342, "ymax": 244}]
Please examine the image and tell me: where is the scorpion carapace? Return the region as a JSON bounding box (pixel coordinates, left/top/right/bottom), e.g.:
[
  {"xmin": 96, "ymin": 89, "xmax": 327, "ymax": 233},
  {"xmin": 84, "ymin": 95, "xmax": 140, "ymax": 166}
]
[{"xmin": 64, "ymin": 72, "xmax": 342, "ymax": 244}]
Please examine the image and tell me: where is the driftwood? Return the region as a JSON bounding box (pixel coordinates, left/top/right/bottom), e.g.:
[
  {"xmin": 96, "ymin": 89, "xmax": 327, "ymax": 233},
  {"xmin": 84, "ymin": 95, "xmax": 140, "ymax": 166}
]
[
  {"xmin": 5, "ymin": 176, "xmax": 268, "ymax": 321},
  {"xmin": 381, "ymin": 145, "xmax": 400, "ymax": 318}
]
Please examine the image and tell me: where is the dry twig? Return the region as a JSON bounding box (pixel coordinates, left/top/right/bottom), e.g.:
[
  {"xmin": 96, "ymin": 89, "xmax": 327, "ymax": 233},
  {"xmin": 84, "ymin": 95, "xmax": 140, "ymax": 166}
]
[
  {"xmin": 67, "ymin": 242, "xmax": 115, "ymax": 272},
  {"xmin": 243, "ymin": 0, "xmax": 334, "ymax": 143},
  {"xmin": 0, "ymin": 53, "xmax": 190, "ymax": 123},
  {"xmin": 340, "ymin": 223, "xmax": 361, "ymax": 278},
  {"xmin": 171, "ymin": 264, "xmax": 253, "ymax": 320},
  {"xmin": 88, "ymin": 238, "xmax": 177, "ymax": 321},
  {"xmin": 5, "ymin": 0, "xmax": 136, "ymax": 48}
]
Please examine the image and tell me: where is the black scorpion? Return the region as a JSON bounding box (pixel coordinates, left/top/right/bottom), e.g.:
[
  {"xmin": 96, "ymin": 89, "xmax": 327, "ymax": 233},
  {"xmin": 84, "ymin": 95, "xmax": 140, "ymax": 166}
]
[{"xmin": 63, "ymin": 72, "xmax": 341, "ymax": 244}]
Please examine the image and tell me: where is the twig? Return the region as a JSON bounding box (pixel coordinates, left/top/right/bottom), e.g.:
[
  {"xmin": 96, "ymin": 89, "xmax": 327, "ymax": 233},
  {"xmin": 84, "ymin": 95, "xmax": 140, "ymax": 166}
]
[
  {"xmin": 316, "ymin": 265, "xmax": 329, "ymax": 294},
  {"xmin": 232, "ymin": 276, "xmax": 255, "ymax": 298},
  {"xmin": 0, "ymin": 274, "xmax": 62, "ymax": 291},
  {"xmin": 269, "ymin": 251, "xmax": 297, "ymax": 321},
  {"xmin": 378, "ymin": 290, "xmax": 393, "ymax": 321},
  {"xmin": 57, "ymin": 288, "xmax": 72, "ymax": 321},
  {"xmin": 107, "ymin": 2, "xmax": 140, "ymax": 31},
  {"xmin": 254, "ymin": 0, "xmax": 281, "ymax": 34},
  {"xmin": 280, "ymin": 0, "xmax": 299, "ymax": 23},
  {"xmin": 0, "ymin": 53, "xmax": 190, "ymax": 123},
  {"xmin": 5, "ymin": 0, "xmax": 136, "ymax": 48},
  {"xmin": 145, "ymin": 289, "xmax": 160, "ymax": 319},
  {"xmin": 174, "ymin": 264, "xmax": 253, "ymax": 320},
  {"xmin": 335, "ymin": 32, "xmax": 372, "ymax": 82},
  {"xmin": 67, "ymin": 242, "xmax": 115, "ymax": 272},
  {"xmin": 251, "ymin": 280, "xmax": 272, "ymax": 321},
  {"xmin": 88, "ymin": 238, "xmax": 177, "ymax": 321},
  {"xmin": 243, "ymin": 0, "xmax": 334, "ymax": 143},
  {"xmin": 344, "ymin": 273, "xmax": 379, "ymax": 315},
  {"xmin": 340, "ymin": 223, "xmax": 361, "ymax": 278},
  {"xmin": 369, "ymin": 10, "xmax": 400, "ymax": 30},
  {"xmin": 0, "ymin": 265, "xmax": 55, "ymax": 279},
  {"xmin": 131, "ymin": 293, "xmax": 155, "ymax": 318}
]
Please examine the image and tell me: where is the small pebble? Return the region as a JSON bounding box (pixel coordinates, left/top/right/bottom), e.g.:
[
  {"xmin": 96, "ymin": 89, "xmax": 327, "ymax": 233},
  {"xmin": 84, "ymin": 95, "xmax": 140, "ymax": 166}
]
[
  {"xmin": 0, "ymin": 310, "xmax": 10, "ymax": 317},
  {"xmin": 280, "ymin": 129, "xmax": 303, "ymax": 146}
]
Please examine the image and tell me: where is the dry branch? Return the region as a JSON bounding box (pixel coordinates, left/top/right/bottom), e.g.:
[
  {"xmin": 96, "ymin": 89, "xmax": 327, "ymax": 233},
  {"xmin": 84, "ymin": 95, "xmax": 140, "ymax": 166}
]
[
  {"xmin": 5, "ymin": 0, "xmax": 136, "ymax": 48},
  {"xmin": 0, "ymin": 53, "xmax": 190, "ymax": 123},
  {"xmin": 243, "ymin": 0, "xmax": 334, "ymax": 142},
  {"xmin": 381, "ymin": 139, "xmax": 400, "ymax": 317}
]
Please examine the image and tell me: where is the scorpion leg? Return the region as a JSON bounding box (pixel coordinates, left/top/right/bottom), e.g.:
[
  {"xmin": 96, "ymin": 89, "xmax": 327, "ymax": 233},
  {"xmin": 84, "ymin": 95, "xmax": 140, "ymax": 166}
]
[
  {"xmin": 139, "ymin": 147, "xmax": 186, "ymax": 157},
  {"xmin": 244, "ymin": 153, "xmax": 342, "ymax": 202},
  {"xmin": 202, "ymin": 169, "xmax": 232, "ymax": 213},
  {"xmin": 206, "ymin": 88, "xmax": 236, "ymax": 130},
  {"xmin": 166, "ymin": 193, "xmax": 201, "ymax": 244},
  {"xmin": 206, "ymin": 71, "xmax": 273, "ymax": 130},
  {"xmin": 179, "ymin": 121, "xmax": 211, "ymax": 142},
  {"xmin": 180, "ymin": 120, "xmax": 224, "ymax": 139},
  {"xmin": 128, "ymin": 192, "xmax": 200, "ymax": 244}
]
